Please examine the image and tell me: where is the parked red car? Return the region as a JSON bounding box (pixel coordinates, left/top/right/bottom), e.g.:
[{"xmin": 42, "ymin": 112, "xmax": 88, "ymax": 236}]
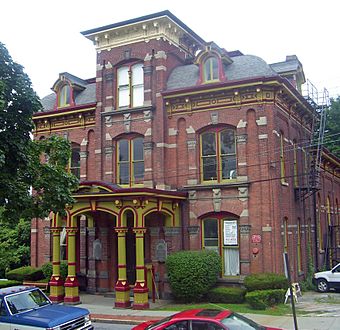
[{"xmin": 132, "ymin": 308, "xmax": 282, "ymax": 330}]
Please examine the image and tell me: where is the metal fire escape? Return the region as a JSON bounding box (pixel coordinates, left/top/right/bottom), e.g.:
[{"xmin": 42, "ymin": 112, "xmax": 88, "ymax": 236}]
[
  {"xmin": 302, "ymin": 80, "xmax": 338, "ymax": 268},
  {"xmin": 301, "ymin": 80, "xmax": 329, "ymax": 194}
]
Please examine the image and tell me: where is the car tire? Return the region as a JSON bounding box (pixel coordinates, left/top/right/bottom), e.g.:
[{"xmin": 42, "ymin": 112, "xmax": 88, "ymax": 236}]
[{"xmin": 317, "ymin": 278, "xmax": 329, "ymax": 292}]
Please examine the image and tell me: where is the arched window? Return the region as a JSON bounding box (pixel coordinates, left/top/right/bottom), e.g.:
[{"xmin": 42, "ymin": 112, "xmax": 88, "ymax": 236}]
[
  {"xmin": 202, "ymin": 215, "xmax": 239, "ymax": 276},
  {"xmin": 117, "ymin": 136, "xmax": 144, "ymax": 186},
  {"xmin": 58, "ymin": 84, "xmax": 71, "ymax": 108},
  {"xmin": 70, "ymin": 143, "xmax": 80, "ymax": 179},
  {"xmin": 200, "ymin": 128, "xmax": 236, "ymax": 182},
  {"xmin": 117, "ymin": 63, "xmax": 144, "ymax": 108},
  {"xmin": 203, "ymin": 56, "xmax": 219, "ymax": 82}
]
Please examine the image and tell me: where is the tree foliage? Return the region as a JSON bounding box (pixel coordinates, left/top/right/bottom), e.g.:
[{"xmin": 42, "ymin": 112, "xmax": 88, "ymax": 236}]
[
  {"xmin": 0, "ymin": 42, "xmax": 78, "ymax": 222},
  {"xmin": 0, "ymin": 209, "xmax": 31, "ymax": 277},
  {"xmin": 324, "ymin": 96, "xmax": 340, "ymax": 158}
]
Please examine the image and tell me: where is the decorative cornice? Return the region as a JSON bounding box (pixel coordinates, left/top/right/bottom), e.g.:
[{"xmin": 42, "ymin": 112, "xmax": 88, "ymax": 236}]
[
  {"xmin": 82, "ymin": 12, "xmax": 204, "ymax": 55},
  {"xmin": 33, "ymin": 106, "xmax": 96, "ymax": 134}
]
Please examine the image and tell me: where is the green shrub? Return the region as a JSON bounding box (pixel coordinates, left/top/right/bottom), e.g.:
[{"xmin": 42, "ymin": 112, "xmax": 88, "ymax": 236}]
[
  {"xmin": 0, "ymin": 280, "xmax": 21, "ymax": 288},
  {"xmin": 166, "ymin": 250, "xmax": 221, "ymax": 302},
  {"xmin": 6, "ymin": 266, "xmax": 44, "ymax": 281},
  {"xmin": 41, "ymin": 261, "xmax": 68, "ymax": 280},
  {"xmin": 245, "ymin": 289, "xmax": 286, "ymax": 310},
  {"xmin": 207, "ymin": 286, "xmax": 246, "ymax": 303},
  {"xmin": 41, "ymin": 263, "xmax": 52, "ymax": 280},
  {"xmin": 244, "ymin": 273, "xmax": 288, "ymax": 292}
]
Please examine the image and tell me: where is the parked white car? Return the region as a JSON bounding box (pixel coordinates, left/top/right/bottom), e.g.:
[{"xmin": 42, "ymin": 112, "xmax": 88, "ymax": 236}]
[{"xmin": 313, "ymin": 263, "xmax": 340, "ymax": 292}]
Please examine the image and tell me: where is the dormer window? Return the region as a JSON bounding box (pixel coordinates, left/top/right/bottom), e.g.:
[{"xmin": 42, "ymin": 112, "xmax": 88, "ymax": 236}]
[
  {"xmin": 58, "ymin": 84, "xmax": 71, "ymax": 108},
  {"xmin": 203, "ymin": 56, "xmax": 219, "ymax": 82},
  {"xmin": 117, "ymin": 63, "xmax": 144, "ymax": 109}
]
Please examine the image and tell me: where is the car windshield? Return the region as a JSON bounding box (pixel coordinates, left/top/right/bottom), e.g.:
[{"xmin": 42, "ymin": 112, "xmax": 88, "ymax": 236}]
[
  {"xmin": 5, "ymin": 289, "xmax": 50, "ymax": 314},
  {"xmin": 145, "ymin": 316, "xmax": 173, "ymax": 329},
  {"xmin": 221, "ymin": 313, "xmax": 265, "ymax": 330}
]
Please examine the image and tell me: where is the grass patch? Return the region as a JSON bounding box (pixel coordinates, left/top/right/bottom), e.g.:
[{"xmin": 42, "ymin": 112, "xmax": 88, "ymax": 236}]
[{"xmin": 157, "ymin": 302, "xmax": 293, "ymax": 316}]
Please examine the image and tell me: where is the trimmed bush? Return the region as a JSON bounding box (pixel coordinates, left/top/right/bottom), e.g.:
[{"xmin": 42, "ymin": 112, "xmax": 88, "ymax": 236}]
[
  {"xmin": 0, "ymin": 280, "xmax": 21, "ymax": 288},
  {"xmin": 244, "ymin": 273, "xmax": 288, "ymax": 292},
  {"xmin": 245, "ymin": 289, "xmax": 286, "ymax": 310},
  {"xmin": 166, "ymin": 250, "xmax": 221, "ymax": 302},
  {"xmin": 41, "ymin": 261, "xmax": 68, "ymax": 280},
  {"xmin": 6, "ymin": 266, "xmax": 44, "ymax": 282},
  {"xmin": 207, "ymin": 286, "xmax": 246, "ymax": 304}
]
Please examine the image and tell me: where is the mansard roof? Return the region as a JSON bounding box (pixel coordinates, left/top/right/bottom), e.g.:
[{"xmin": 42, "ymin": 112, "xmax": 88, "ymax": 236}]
[{"xmin": 166, "ymin": 54, "xmax": 278, "ymax": 90}]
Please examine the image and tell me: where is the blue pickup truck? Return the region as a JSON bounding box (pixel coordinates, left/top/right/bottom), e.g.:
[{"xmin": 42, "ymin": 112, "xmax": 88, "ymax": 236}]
[{"xmin": 0, "ymin": 286, "xmax": 93, "ymax": 329}]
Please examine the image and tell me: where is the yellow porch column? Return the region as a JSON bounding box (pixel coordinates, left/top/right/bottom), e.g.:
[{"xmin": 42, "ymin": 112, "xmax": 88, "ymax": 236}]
[
  {"xmin": 133, "ymin": 227, "xmax": 149, "ymax": 309},
  {"xmin": 114, "ymin": 227, "xmax": 131, "ymax": 308},
  {"xmin": 64, "ymin": 216, "xmax": 80, "ymax": 304},
  {"xmin": 49, "ymin": 222, "xmax": 64, "ymax": 303}
]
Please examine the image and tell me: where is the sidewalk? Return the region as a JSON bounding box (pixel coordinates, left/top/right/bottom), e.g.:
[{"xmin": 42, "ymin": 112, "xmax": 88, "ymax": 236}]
[{"xmin": 79, "ymin": 292, "xmax": 340, "ymax": 330}]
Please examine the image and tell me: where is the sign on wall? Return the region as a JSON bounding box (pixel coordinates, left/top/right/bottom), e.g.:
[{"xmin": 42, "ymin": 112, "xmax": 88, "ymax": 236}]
[{"xmin": 223, "ymin": 220, "xmax": 238, "ymax": 246}]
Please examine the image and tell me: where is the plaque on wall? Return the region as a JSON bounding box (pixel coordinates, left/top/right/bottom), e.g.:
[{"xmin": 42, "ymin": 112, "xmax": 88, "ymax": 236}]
[
  {"xmin": 223, "ymin": 220, "xmax": 238, "ymax": 246},
  {"xmin": 155, "ymin": 240, "xmax": 167, "ymax": 263},
  {"xmin": 93, "ymin": 239, "xmax": 102, "ymax": 260}
]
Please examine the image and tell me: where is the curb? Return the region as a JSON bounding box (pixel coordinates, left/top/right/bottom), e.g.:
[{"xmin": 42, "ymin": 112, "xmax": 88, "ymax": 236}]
[{"xmin": 90, "ymin": 314, "xmax": 159, "ymax": 325}]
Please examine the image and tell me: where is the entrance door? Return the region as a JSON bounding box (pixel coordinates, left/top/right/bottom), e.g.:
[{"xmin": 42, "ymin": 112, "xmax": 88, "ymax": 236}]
[{"xmin": 202, "ymin": 217, "xmax": 240, "ymax": 276}]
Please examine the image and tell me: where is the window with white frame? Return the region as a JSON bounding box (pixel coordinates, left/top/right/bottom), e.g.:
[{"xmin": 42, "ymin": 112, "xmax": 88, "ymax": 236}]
[{"xmin": 117, "ymin": 63, "xmax": 144, "ymax": 108}]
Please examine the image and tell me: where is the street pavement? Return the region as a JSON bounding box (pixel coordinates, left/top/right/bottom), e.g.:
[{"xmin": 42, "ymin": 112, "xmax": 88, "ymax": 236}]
[{"xmin": 79, "ymin": 291, "xmax": 340, "ymax": 330}]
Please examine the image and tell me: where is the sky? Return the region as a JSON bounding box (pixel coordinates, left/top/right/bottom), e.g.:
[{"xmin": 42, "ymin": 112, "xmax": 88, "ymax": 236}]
[{"xmin": 1, "ymin": 0, "xmax": 339, "ymax": 100}]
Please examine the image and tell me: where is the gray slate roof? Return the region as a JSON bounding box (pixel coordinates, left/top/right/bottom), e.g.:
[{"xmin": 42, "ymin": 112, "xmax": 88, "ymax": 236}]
[
  {"xmin": 166, "ymin": 55, "xmax": 278, "ymax": 91},
  {"xmin": 269, "ymin": 55, "xmax": 302, "ymax": 75},
  {"xmin": 40, "ymin": 82, "xmax": 96, "ymax": 112}
]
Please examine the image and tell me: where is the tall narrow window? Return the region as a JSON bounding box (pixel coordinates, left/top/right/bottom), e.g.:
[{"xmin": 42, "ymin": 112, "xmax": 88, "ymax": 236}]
[
  {"xmin": 70, "ymin": 144, "xmax": 80, "ymax": 179},
  {"xmin": 283, "ymin": 217, "xmax": 288, "ymax": 253},
  {"xmin": 336, "ymin": 199, "xmax": 339, "ymax": 247},
  {"xmin": 297, "ymin": 218, "xmax": 302, "ymax": 272},
  {"xmin": 117, "ymin": 63, "xmax": 144, "ymax": 108},
  {"xmin": 203, "ymin": 57, "xmax": 219, "ymax": 82},
  {"xmin": 317, "ymin": 194, "xmax": 323, "ymax": 251},
  {"xmin": 117, "ymin": 136, "xmax": 144, "ymax": 186},
  {"xmin": 293, "ymin": 141, "xmax": 299, "ymax": 187},
  {"xmin": 131, "ymin": 64, "xmax": 144, "ymax": 107},
  {"xmin": 200, "ymin": 128, "xmax": 236, "ymax": 182},
  {"xmin": 307, "ymin": 217, "xmax": 312, "ymax": 246},
  {"xmin": 58, "ymin": 84, "xmax": 71, "ymax": 107},
  {"xmin": 327, "ymin": 196, "xmax": 332, "ymax": 264},
  {"xmin": 303, "ymin": 148, "xmax": 308, "ymax": 186},
  {"xmin": 117, "ymin": 67, "xmax": 129, "ymax": 108},
  {"xmin": 280, "ymin": 133, "xmax": 286, "ymax": 184}
]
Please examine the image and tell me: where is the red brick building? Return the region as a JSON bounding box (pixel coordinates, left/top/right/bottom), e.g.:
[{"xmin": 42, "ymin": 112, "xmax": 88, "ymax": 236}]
[{"xmin": 31, "ymin": 11, "xmax": 340, "ymax": 308}]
